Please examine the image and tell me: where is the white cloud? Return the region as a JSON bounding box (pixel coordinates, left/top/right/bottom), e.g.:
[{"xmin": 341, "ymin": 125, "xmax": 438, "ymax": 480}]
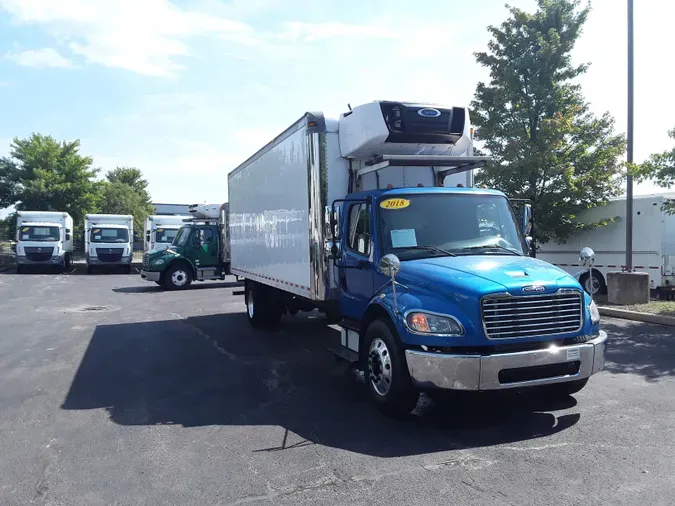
[
  {"xmin": 5, "ymin": 47, "xmax": 72, "ymax": 68},
  {"xmin": 0, "ymin": 0, "xmax": 254, "ymax": 77}
]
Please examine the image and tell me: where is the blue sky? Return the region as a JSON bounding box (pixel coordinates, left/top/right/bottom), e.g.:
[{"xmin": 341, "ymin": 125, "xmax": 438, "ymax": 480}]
[{"xmin": 1, "ymin": 0, "xmax": 673, "ymax": 217}]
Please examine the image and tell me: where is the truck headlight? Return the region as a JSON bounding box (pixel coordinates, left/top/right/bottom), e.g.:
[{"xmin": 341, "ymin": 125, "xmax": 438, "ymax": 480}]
[
  {"xmin": 589, "ymin": 300, "xmax": 600, "ymax": 325},
  {"xmin": 153, "ymin": 258, "xmax": 165, "ymax": 265},
  {"xmin": 405, "ymin": 311, "xmax": 464, "ymax": 336}
]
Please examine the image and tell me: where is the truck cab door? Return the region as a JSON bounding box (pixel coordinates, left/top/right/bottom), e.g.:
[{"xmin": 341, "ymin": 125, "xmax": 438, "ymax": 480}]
[
  {"xmin": 193, "ymin": 227, "xmax": 217, "ymax": 267},
  {"xmin": 339, "ymin": 202, "xmax": 375, "ymax": 320}
]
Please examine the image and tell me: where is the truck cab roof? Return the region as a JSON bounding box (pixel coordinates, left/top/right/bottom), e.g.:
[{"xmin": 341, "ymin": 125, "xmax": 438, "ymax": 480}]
[{"xmin": 347, "ymin": 186, "xmax": 506, "ymax": 201}]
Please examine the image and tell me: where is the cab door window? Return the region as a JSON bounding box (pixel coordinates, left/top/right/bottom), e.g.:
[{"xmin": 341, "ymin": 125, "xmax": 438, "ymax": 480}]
[{"xmin": 347, "ymin": 203, "xmax": 371, "ymax": 256}]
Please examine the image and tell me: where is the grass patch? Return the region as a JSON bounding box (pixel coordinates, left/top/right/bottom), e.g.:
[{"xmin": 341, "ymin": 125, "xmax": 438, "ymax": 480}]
[{"xmin": 605, "ymin": 301, "xmax": 675, "ymax": 317}]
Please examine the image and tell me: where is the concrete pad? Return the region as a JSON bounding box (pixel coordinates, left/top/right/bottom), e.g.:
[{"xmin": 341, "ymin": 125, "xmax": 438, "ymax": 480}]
[{"xmin": 607, "ymin": 271, "xmax": 650, "ymax": 305}]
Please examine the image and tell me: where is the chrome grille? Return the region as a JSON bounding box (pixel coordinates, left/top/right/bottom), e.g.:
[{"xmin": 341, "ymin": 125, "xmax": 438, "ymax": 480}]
[
  {"xmin": 142, "ymin": 253, "xmax": 149, "ymax": 270},
  {"xmin": 481, "ymin": 290, "xmax": 583, "ymax": 339}
]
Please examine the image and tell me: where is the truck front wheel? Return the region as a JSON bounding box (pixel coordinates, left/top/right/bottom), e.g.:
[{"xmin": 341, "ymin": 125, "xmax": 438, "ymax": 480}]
[
  {"xmin": 163, "ymin": 263, "xmax": 192, "ymax": 290},
  {"xmin": 362, "ymin": 319, "xmax": 419, "ymax": 416},
  {"xmin": 245, "ymin": 282, "xmax": 282, "ymax": 328}
]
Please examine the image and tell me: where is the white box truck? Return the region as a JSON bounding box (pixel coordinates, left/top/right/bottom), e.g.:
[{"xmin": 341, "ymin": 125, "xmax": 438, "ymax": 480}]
[
  {"xmin": 143, "ymin": 215, "xmax": 191, "ymax": 252},
  {"xmin": 15, "ymin": 211, "xmax": 73, "ymax": 273},
  {"xmin": 538, "ymin": 193, "xmax": 675, "ymax": 296},
  {"xmin": 84, "ymin": 214, "xmax": 134, "ymax": 274},
  {"xmin": 227, "ymin": 100, "xmax": 607, "ymax": 416}
]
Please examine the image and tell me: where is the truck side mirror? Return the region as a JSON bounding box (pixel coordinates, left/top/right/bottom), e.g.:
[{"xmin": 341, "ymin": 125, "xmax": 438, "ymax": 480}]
[
  {"xmin": 66, "ymin": 229, "xmax": 71, "ymax": 241},
  {"xmin": 579, "ymin": 247, "xmax": 595, "ymax": 267},
  {"xmin": 522, "ymin": 204, "xmax": 533, "ymax": 236},
  {"xmin": 327, "ymin": 204, "xmax": 341, "ymax": 240},
  {"xmin": 378, "ymin": 254, "xmax": 401, "ymax": 278},
  {"xmin": 146, "ymin": 231, "xmax": 151, "ymax": 242}
]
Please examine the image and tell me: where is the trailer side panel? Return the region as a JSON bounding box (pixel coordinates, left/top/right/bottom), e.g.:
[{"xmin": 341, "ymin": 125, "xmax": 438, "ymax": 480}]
[{"xmin": 229, "ymin": 125, "xmax": 313, "ymax": 298}]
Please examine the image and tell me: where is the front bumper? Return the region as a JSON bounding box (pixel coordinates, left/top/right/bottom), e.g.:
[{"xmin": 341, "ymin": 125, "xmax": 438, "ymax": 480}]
[
  {"xmin": 16, "ymin": 254, "xmax": 64, "ymax": 265},
  {"xmin": 140, "ymin": 269, "xmax": 161, "ymax": 282},
  {"xmin": 87, "ymin": 255, "xmax": 131, "ymax": 265},
  {"xmin": 405, "ymin": 331, "xmax": 608, "ymax": 391}
]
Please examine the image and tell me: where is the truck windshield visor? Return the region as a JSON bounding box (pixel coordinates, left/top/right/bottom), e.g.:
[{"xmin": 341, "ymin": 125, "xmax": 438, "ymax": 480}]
[
  {"xmin": 155, "ymin": 228, "xmax": 178, "ymax": 243},
  {"xmin": 378, "ymin": 193, "xmax": 528, "ymax": 259},
  {"xmin": 18, "ymin": 226, "xmax": 60, "ymax": 242},
  {"xmin": 90, "ymin": 228, "xmax": 129, "ymax": 243}
]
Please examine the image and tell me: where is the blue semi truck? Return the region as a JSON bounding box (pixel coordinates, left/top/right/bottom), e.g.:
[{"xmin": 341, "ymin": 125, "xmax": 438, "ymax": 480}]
[{"xmin": 227, "ymin": 100, "xmax": 607, "ymax": 415}]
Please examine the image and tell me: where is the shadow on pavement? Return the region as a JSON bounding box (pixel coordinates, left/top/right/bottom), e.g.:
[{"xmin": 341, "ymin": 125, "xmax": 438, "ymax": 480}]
[
  {"xmin": 61, "ymin": 312, "xmax": 582, "ymax": 457},
  {"xmin": 602, "ymin": 320, "xmax": 675, "ymax": 381},
  {"xmin": 112, "ymin": 280, "xmax": 243, "ymax": 293}
]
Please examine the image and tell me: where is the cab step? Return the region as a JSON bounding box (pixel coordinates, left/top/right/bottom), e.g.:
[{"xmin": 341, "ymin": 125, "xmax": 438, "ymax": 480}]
[{"xmin": 328, "ymin": 346, "xmax": 359, "ymax": 363}]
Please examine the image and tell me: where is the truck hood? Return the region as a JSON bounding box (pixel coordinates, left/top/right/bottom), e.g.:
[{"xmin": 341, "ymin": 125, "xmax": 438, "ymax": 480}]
[{"xmin": 399, "ymin": 254, "xmax": 580, "ymax": 296}]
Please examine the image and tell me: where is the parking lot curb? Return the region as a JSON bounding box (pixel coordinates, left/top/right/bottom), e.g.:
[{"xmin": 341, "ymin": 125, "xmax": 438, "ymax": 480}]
[{"xmin": 599, "ymin": 306, "xmax": 675, "ymax": 327}]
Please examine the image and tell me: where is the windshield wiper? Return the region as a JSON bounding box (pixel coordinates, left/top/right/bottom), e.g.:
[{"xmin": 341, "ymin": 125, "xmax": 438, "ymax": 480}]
[
  {"xmin": 391, "ymin": 245, "xmax": 456, "ymax": 257},
  {"xmin": 460, "ymin": 245, "xmax": 522, "ymax": 256}
]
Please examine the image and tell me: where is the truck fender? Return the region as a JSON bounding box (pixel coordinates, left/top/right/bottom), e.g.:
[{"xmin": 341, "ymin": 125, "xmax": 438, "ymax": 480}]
[
  {"xmin": 357, "ymin": 301, "xmax": 403, "ymax": 356},
  {"xmin": 167, "ymin": 257, "xmax": 195, "ymax": 277}
]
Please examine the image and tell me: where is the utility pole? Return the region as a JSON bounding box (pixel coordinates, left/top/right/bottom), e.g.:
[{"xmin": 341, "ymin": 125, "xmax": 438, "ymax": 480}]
[{"xmin": 625, "ymin": 0, "xmax": 634, "ymax": 271}]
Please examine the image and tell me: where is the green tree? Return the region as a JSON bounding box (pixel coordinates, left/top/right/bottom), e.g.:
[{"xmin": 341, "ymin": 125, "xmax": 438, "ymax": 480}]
[
  {"xmin": 106, "ymin": 167, "xmax": 151, "ymax": 202},
  {"xmin": 0, "ymin": 134, "xmax": 102, "ymax": 225},
  {"xmin": 633, "ymin": 126, "xmax": 675, "ymax": 213},
  {"xmin": 471, "ymin": 0, "xmax": 626, "ymax": 244},
  {"xmin": 99, "ymin": 181, "xmax": 153, "ymax": 235}
]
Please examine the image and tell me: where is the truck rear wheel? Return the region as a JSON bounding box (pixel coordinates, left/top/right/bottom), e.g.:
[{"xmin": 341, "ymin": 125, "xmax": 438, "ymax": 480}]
[
  {"xmin": 163, "ymin": 263, "xmax": 192, "ymax": 290},
  {"xmin": 362, "ymin": 319, "xmax": 419, "ymax": 417},
  {"xmin": 245, "ymin": 282, "xmax": 282, "ymax": 328}
]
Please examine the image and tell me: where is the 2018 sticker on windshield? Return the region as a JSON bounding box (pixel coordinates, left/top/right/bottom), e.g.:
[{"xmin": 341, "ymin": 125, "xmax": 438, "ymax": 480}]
[
  {"xmin": 380, "ymin": 198, "xmax": 410, "ymax": 210},
  {"xmin": 93, "ymin": 229, "xmax": 100, "ymax": 234},
  {"xmin": 21, "ymin": 227, "xmax": 29, "ymax": 232}
]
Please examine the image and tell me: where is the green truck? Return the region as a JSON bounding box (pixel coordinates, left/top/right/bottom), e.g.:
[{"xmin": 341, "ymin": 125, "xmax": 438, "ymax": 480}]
[{"xmin": 140, "ymin": 203, "xmax": 231, "ymax": 290}]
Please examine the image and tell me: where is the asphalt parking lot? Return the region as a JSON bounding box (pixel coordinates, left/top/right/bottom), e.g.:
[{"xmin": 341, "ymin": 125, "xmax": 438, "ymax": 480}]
[{"xmin": 0, "ymin": 269, "xmax": 674, "ymax": 506}]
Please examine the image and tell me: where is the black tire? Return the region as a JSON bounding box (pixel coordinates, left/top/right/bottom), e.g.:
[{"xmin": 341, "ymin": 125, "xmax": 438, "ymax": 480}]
[
  {"xmin": 362, "ymin": 319, "xmax": 419, "ymax": 416},
  {"xmin": 542, "ymin": 378, "xmax": 589, "ymax": 397},
  {"xmin": 86, "ymin": 265, "xmax": 93, "ymax": 275},
  {"xmin": 65, "ymin": 254, "xmax": 71, "ymax": 270},
  {"xmin": 16, "ymin": 265, "xmax": 23, "ymax": 274},
  {"xmin": 126, "ymin": 264, "xmax": 133, "ymax": 274},
  {"xmin": 163, "ymin": 263, "xmax": 192, "ymax": 290},
  {"xmin": 154, "ymin": 281, "xmax": 162, "ymax": 286},
  {"xmin": 245, "ymin": 281, "xmax": 282, "ymax": 328},
  {"xmin": 580, "ymin": 270, "xmax": 606, "ymax": 296}
]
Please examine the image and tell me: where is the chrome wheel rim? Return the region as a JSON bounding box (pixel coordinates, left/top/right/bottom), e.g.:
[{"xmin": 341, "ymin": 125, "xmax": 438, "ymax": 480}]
[
  {"xmin": 247, "ymin": 289, "xmax": 255, "ymax": 319},
  {"xmin": 172, "ymin": 269, "xmax": 188, "ymax": 287},
  {"xmin": 585, "ymin": 275, "xmax": 600, "ymax": 294},
  {"xmin": 368, "ymin": 338, "xmax": 393, "ymax": 396}
]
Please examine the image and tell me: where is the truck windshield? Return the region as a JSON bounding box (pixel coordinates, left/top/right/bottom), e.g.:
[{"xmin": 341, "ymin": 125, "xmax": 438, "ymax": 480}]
[
  {"xmin": 90, "ymin": 228, "xmax": 129, "ymax": 243},
  {"xmin": 378, "ymin": 193, "xmax": 528, "ymax": 259},
  {"xmin": 18, "ymin": 226, "xmax": 60, "ymax": 242},
  {"xmin": 155, "ymin": 228, "xmax": 179, "ymax": 243},
  {"xmin": 172, "ymin": 226, "xmax": 191, "ymax": 247}
]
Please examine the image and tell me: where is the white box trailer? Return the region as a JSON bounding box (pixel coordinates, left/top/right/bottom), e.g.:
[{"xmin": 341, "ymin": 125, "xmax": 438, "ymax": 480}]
[
  {"xmin": 144, "ymin": 214, "xmax": 191, "ymax": 252},
  {"xmin": 538, "ymin": 193, "xmax": 675, "ymax": 295},
  {"xmin": 15, "ymin": 211, "xmax": 73, "ymax": 273},
  {"xmin": 84, "ymin": 214, "xmax": 134, "ymax": 274},
  {"xmin": 227, "ymin": 101, "xmax": 487, "ymax": 302}
]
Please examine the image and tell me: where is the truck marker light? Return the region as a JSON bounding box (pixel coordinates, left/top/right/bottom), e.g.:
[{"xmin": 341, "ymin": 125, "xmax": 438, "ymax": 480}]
[
  {"xmin": 409, "ymin": 313, "xmax": 431, "ymax": 332},
  {"xmin": 380, "ymin": 198, "xmax": 410, "ymax": 210}
]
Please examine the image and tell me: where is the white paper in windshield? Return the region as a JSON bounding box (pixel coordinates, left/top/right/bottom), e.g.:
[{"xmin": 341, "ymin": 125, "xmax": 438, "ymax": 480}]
[
  {"xmin": 22, "ymin": 234, "xmax": 29, "ymax": 240},
  {"xmin": 391, "ymin": 229, "xmax": 417, "ymax": 248}
]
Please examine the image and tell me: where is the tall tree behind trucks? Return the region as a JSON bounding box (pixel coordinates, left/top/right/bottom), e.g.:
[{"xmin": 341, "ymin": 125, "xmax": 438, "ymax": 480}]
[
  {"xmin": 633, "ymin": 126, "xmax": 675, "ymax": 214},
  {"xmin": 100, "ymin": 167, "xmax": 153, "ymax": 241},
  {"xmin": 471, "ymin": 0, "xmax": 626, "ymax": 245}
]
